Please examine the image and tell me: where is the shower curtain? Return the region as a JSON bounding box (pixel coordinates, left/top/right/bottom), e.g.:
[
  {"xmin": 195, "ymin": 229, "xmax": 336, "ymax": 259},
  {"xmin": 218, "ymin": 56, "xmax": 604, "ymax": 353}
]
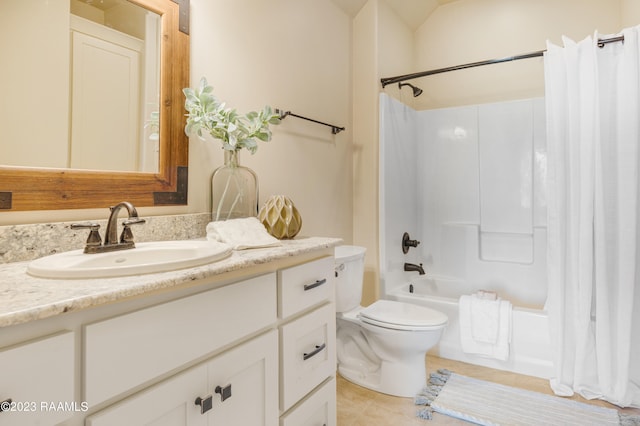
[{"xmin": 545, "ymin": 26, "xmax": 640, "ymax": 408}]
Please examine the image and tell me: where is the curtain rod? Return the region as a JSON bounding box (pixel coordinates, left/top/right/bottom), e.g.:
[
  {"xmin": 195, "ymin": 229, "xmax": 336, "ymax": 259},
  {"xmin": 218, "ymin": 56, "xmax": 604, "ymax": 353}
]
[{"xmin": 380, "ymin": 35, "xmax": 625, "ymax": 87}]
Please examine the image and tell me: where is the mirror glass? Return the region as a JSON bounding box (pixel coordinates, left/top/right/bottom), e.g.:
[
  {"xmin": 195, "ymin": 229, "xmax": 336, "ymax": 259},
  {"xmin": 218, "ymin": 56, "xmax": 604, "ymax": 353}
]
[{"xmin": 0, "ymin": 0, "xmax": 161, "ymax": 173}]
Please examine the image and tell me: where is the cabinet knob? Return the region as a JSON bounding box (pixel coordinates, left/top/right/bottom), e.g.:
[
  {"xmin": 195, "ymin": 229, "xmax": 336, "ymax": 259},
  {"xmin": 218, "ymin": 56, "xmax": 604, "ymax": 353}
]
[
  {"xmin": 215, "ymin": 384, "xmax": 232, "ymax": 402},
  {"xmin": 194, "ymin": 395, "xmax": 213, "ymax": 414}
]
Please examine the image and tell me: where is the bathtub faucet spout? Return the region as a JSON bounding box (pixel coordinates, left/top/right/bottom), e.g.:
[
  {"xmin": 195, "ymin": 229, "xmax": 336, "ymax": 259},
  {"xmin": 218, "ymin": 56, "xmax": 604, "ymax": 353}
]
[{"xmin": 404, "ymin": 262, "xmax": 425, "ymax": 275}]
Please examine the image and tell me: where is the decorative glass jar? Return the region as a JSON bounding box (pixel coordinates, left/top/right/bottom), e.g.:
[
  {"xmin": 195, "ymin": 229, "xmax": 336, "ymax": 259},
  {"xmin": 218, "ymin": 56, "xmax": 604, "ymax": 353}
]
[{"xmin": 211, "ymin": 150, "xmax": 258, "ymax": 221}]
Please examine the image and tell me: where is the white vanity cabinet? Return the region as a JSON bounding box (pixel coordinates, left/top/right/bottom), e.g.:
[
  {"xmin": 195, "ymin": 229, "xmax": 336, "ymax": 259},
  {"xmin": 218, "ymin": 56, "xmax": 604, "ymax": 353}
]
[
  {"xmin": 278, "ymin": 256, "xmax": 337, "ymax": 426},
  {"xmin": 0, "ymin": 242, "xmax": 338, "ymax": 426}
]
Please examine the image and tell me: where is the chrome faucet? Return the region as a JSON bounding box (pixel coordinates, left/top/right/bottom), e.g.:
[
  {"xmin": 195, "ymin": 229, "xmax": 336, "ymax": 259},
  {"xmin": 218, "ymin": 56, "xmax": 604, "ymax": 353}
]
[
  {"xmin": 71, "ymin": 201, "xmax": 146, "ymax": 254},
  {"xmin": 404, "ymin": 262, "xmax": 425, "ymax": 275}
]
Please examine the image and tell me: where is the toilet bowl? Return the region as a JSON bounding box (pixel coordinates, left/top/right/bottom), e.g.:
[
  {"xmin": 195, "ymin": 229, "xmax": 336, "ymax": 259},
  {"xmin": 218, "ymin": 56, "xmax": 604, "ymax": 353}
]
[{"xmin": 334, "ymin": 246, "xmax": 447, "ymax": 397}]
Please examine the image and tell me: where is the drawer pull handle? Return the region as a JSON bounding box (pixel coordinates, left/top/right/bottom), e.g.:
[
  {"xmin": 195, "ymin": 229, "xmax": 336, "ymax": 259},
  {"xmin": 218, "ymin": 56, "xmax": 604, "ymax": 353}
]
[
  {"xmin": 194, "ymin": 395, "xmax": 213, "ymax": 415},
  {"xmin": 0, "ymin": 399, "xmax": 12, "ymax": 413},
  {"xmin": 303, "ymin": 278, "xmax": 327, "ymax": 291},
  {"xmin": 303, "ymin": 343, "xmax": 326, "ymax": 361},
  {"xmin": 215, "ymin": 384, "xmax": 232, "ymax": 402}
]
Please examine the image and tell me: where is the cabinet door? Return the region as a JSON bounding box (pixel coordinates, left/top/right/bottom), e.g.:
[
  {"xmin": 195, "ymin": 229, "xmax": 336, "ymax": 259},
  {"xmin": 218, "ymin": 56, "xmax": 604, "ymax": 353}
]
[
  {"xmin": 0, "ymin": 332, "xmax": 74, "ymax": 426},
  {"xmin": 207, "ymin": 330, "xmax": 279, "ymax": 426},
  {"xmin": 87, "ymin": 330, "xmax": 279, "ymax": 426},
  {"xmin": 86, "ymin": 365, "xmax": 208, "ymax": 426}
]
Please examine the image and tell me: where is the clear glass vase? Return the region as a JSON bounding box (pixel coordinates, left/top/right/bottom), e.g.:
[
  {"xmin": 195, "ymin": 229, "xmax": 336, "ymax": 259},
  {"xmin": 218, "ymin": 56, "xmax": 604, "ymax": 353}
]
[{"xmin": 211, "ymin": 150, "xmax": 258, "ymax": 221}]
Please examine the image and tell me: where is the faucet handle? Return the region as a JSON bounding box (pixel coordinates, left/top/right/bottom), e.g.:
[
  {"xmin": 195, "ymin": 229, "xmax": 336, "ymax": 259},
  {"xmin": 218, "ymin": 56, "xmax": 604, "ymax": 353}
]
[
  {"xmin": 71, "ymin": 223, "xmax": 103, "ymax": 252},
  {"xmin": 122, "ymin": 217, "xmax": 146, "ymax": 227},
  {"xmin": 120, "ymin": 217, "xmax": 146, "ymax": 244}
]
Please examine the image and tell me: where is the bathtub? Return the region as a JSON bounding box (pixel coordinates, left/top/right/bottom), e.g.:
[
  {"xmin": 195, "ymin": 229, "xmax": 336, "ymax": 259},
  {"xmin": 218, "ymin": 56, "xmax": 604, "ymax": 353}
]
[{"xmin": 386, "ymin": 276, "xmax": 554, "ymax": 379}]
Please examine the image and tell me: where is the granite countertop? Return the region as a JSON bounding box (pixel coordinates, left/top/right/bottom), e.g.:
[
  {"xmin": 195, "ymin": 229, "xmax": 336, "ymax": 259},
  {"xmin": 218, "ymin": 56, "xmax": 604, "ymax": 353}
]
[{"xmin": 0, "ymin": 237, "xmax": 342, "ymax": 328}]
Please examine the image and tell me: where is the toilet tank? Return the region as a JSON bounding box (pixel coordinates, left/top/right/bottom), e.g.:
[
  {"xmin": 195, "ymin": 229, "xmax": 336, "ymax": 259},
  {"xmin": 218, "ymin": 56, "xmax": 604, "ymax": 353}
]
[{"xmin": 334, "ymin": 245, "xmax": 366, "ymax": 313}]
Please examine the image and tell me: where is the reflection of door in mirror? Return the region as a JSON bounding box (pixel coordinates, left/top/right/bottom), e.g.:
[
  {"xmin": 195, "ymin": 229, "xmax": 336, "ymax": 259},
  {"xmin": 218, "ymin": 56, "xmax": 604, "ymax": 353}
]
[{"xmin": 0, "ymin": 0, "xmax": 160, "ymax": 173}]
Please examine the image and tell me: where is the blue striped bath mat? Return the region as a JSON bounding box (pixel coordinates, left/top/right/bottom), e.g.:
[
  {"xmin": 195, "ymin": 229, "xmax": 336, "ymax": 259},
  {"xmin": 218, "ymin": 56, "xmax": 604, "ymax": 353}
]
[{"xmin": 415, "ymin": 370, "xmax": 639, "ymax": 425}]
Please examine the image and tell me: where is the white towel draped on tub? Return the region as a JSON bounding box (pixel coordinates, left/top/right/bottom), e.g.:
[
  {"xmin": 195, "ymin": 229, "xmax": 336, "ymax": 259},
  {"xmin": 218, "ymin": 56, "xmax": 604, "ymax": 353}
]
[
  {"xmin": 459, "ymin": 291, "xmax": 512, "ymax": 361},
  {"xmin": 206, "ymin": 217, "xmax": 282, "ymax": 250}
]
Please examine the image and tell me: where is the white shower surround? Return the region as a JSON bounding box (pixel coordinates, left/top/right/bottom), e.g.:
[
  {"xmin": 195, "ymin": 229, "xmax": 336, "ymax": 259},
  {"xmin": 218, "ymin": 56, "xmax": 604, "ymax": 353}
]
[{"xmin": 379, "ymin": 93, "xmax": 552, "ymax": 378}]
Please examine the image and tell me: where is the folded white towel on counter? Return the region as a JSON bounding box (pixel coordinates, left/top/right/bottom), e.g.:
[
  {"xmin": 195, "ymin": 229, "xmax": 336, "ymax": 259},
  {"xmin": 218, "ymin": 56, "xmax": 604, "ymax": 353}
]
[
  {"xmin": 206, "ymin": 217, "xmax": 282, "ymax": 250},
  {"xmin": 459, "ymin": 292, "xmax": 512, "ymax": 361}
]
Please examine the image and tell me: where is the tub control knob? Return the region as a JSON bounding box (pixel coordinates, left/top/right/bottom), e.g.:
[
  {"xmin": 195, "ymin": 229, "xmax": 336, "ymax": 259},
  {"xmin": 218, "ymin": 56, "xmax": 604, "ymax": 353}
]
[{"xmin": 402, "ymin": 232, "xmax": 420, "ymax": 254}]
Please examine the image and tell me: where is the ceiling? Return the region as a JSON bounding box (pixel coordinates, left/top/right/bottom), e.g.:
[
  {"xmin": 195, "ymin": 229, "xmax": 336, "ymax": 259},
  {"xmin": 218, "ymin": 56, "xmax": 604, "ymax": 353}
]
[{"xmin": 331, "ymin": 0, "xmax": 461, "ymax": 30}]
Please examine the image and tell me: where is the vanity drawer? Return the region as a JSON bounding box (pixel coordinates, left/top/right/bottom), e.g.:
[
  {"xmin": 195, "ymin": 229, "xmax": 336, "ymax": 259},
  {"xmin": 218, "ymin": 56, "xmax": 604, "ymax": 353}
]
[
  {"xmin": 0, "ymin": 331, "xmax": 75, "ymax": 426},
  {"xmin": 278, "ymin": 256, "xmax": 334, "ymax": 319},
  {"xmin": 84, "ymin": 272, "xmax": 277, "ymax": 406},
  {"xmin": 280, "ymin": 377, "xmax": 336, "ymax": 426},
  {"xmin": 280, "ymin": 303, "xmax": 336, "ymax": 412}
]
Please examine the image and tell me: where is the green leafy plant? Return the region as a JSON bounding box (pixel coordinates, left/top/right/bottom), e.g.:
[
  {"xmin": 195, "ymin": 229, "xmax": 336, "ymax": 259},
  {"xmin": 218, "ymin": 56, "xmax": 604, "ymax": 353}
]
[{"xmin": 183, "ymin": 77, "xmax": 280, "ymax": 153}]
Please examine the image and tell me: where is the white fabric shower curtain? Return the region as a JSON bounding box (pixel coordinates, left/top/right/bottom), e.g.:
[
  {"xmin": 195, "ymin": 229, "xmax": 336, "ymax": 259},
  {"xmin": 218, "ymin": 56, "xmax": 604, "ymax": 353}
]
[{"xmin": 545, "ymin": 26, "xmax": 640, "ymax": 408}]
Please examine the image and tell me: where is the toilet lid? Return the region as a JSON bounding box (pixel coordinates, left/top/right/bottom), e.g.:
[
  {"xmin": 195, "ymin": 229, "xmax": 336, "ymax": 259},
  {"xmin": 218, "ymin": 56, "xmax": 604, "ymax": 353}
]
[{"xmin": 359, "ymin": 300, "xmax": 447, "ymax": 330}]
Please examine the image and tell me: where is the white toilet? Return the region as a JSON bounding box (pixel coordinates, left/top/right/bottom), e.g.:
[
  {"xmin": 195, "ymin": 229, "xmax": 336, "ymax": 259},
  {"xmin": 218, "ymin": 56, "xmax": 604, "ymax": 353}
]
[{"xmin": 334, "ymin": 245, "xmax": 448, "ymax": 397}]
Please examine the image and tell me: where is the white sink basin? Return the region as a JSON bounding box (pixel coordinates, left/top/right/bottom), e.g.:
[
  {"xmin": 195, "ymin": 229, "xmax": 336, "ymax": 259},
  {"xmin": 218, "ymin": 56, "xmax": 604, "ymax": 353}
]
[{"xmin": 27, "ymin": 240, "xmax": 232, "ymax": 279}]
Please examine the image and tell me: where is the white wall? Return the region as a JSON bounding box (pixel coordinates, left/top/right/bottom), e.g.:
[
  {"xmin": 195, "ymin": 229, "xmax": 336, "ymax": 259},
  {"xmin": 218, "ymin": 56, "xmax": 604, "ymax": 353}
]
[{"xmin": 188, "ymin": 0, "xmax": 353, "ymax": 240}]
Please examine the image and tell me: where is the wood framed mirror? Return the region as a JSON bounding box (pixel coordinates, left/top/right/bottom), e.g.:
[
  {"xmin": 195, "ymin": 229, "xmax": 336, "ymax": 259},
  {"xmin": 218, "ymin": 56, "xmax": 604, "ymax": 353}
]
[{"xmin": 0, "ymin": 0, "xmax": 189, "ymax": 211}]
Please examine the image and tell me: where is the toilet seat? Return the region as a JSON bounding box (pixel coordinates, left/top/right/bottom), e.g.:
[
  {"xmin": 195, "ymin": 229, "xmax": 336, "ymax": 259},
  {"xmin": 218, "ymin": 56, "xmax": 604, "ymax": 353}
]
[{"xmin": 358, "ymin": 300, "xmax": 447, "ymax": 331}]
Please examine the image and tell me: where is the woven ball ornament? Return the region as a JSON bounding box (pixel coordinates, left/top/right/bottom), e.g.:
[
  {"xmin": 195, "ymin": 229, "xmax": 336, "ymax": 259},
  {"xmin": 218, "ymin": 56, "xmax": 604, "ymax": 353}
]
[{"xmin": 258, "ymin": 195, "xmax": 302, "ymax": 239}]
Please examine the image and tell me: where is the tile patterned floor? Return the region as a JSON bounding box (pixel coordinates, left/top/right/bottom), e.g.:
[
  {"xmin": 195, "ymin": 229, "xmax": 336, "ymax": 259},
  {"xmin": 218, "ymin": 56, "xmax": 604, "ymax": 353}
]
[{"xmin": 337, "ymin": 355, "xmax": 640, "ymax": 425}]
